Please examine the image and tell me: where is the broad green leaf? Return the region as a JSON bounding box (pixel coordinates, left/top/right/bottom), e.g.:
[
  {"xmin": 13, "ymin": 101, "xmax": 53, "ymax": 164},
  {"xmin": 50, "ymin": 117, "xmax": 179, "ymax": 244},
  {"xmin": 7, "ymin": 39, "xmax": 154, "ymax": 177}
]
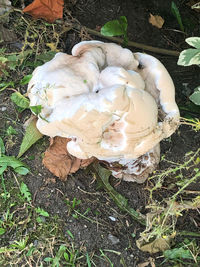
[
  {"xmin": 164, "ymin": 247, "xmax": 193, "ymax": 260},
  {"xmin": 10, "ymin": 92, "xmax": 30, "ymax": 110},
  {"xmin": 0, "ymin": 228, "xmax": 5, "ymax": 235},
  {"xmin": 189, "ymin": 90, "xmax": 200, "ymax": 105},
  {"xmin": 0, "ymin": 155, "xmax": 27, "ymax": 169},
  {"xmin": 0, "ymin": 137, "xmax": 5, "ymax": 156},
  {"xmin": 177, "ymin": 48, "xmax": 200, "ymax": 66},
  {"xmin": 14, "ymin": 166, "xmax": 29, "ymax": 175},
  {"xmin": 194, "ymin": 86, "xmax": 200, "ymax": 92},
  {"xmin": 35, "ymin": 207, "xmax": 49, "ymax": 217},
  {"xmin": 171, "ymin": 1, "xmax": 184, "ymax": 31},
  {"xmin": 186, "ymin": 37, "xmax": 200, "ymax": 49},
  {"xmin": 101, "ymin": 16, "xmax": 127, "ymax": 37},
  {"xmin": 20, "ymin": 182, "xmax": 32, "ymax": 202},
  {"xmin": 118, "ymin": 16, "xmax": 128, "ymax": 32},
  {"xmin": 93, "ymin": 163, "xmax": 146, "ymax": 225},
  {"xmin": 18, "ymin": 117, "xmax": 43, "ymax": 158},
  {"xmin": 30, "ymin": 105, "xmax": 42, "ymax": 115},
  {"xmin": 20, "ymin": 74, "xmax": 33, "ymax": 85}
]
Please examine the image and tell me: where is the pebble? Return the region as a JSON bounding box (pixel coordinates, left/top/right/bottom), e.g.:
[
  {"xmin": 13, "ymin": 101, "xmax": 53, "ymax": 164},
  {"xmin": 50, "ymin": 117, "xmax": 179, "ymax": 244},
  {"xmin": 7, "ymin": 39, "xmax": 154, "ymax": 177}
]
[
  {"xmin": 108, "ymin": 233, "xmax": 120, "ymax": 245},
  {"xmin": 1, "ymin": 107, "xmax": 6, "ymax": 111},
  {"xmin": 109, "ymin": 216, "xmax": 117, "ymax": 222}
]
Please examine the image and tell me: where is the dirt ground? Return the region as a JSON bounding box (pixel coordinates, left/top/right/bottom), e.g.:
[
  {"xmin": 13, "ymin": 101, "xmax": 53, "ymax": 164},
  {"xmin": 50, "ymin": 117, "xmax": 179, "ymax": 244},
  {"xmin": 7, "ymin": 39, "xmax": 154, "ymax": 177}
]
[{"xmin": 0, "ymin": 0, "xmax": 200, "ymax": 266}]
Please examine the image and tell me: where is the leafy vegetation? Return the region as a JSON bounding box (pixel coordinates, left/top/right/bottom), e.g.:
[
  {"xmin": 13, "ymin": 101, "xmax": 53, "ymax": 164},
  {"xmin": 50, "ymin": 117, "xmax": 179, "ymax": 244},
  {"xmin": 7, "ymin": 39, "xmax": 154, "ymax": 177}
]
[
  {"xmin": 101, "ymin": 16, "xmax": 128, "ymax": 44},
  {"xmin": 178, "ymin": 37, "xmax": 200, "ymax": 105}
]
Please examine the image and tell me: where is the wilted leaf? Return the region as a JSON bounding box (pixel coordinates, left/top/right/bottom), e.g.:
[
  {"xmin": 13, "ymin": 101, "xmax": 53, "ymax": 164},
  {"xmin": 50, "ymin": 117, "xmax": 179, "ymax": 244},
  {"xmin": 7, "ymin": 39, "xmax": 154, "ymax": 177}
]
[
  {"xmin": 149, "ymin": 13, "xmax": 164, "ymax": 29},
  {"xmin": 136, "ymin": 236, "xmax": 172, "ymax": 253},
  {"xmin": 10, "ymin": 92, "xmax": 30, "ymax": 110},
  {"xmin": 177, "ymin": 48, "xmax": 200, "ymax": 66},
  {"xmin": 43, "ymin": 137, "xmax": 95, "ymax": 180},
  {"xmin": 23, "ymin": 0, "xmax": 64, "ymax": 23},
  {"xmin": 101, "ymin": 16, "xmax": 127, "ymax": 37},
  {"xmin": 18, "ymin": 116, "xmax": 43, "ymax": 158},
  {"xmin": 189, "ymin": 90, "xmax": 200, "ymax": 105}
]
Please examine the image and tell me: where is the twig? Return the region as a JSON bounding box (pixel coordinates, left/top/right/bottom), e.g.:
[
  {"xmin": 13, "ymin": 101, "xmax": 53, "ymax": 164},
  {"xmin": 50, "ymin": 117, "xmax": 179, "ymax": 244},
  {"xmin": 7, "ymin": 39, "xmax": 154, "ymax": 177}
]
[{"xmin": 74, "ymin": 26, "xmax": 180, "ymax": 57}]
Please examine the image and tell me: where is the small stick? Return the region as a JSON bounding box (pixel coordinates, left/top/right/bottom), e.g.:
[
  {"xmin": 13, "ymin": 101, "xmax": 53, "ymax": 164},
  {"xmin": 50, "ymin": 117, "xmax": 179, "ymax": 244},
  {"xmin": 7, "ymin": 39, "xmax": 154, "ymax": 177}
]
[{"xmin": 82, "ymin": 27, "xmax": 180, "ymax": 57}]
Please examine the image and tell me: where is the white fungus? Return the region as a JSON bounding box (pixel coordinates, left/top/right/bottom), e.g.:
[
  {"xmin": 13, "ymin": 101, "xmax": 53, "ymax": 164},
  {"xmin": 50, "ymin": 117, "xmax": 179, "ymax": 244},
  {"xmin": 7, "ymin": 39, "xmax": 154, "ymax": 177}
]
[{"xmin": 27, "ymin": 41, "xmax": 180, "ymax": 182}]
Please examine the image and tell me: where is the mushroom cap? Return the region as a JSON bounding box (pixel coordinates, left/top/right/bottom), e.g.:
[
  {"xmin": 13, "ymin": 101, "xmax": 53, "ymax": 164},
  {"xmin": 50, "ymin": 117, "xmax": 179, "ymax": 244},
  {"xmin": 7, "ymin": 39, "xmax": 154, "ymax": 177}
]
[
  {"xmin": 133, "ymin": 52, "xmax": 180, "ymax": 138},
  {"xmin": 72, "ymin": 40, "xmax": 139, "ymax": 69},
  {"xmin": 36, "ymin": 83, "xmax": 158, "ymax": 160}
]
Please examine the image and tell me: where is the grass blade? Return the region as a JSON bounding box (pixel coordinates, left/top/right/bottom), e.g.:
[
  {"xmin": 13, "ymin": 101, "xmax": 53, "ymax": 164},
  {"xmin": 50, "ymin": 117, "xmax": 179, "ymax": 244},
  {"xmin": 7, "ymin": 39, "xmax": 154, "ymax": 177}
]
[{"xmin": 92, "ymin": 162, "xmax": 146, "ymax": 226}]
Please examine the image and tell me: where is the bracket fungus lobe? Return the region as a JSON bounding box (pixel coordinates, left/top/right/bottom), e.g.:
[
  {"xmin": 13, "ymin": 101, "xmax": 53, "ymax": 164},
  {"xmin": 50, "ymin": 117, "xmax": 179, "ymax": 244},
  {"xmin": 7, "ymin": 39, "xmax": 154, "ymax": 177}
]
[{"xmin": 27, "ymin": 40, "xmax": 180, "ymax": 182}]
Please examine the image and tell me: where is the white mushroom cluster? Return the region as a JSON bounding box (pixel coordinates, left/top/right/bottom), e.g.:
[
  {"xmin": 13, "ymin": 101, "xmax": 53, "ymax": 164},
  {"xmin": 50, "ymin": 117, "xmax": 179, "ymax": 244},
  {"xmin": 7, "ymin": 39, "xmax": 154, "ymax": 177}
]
[{"xmin": 28, "ymin": 41, "xmax": 180, "ymax": 182}]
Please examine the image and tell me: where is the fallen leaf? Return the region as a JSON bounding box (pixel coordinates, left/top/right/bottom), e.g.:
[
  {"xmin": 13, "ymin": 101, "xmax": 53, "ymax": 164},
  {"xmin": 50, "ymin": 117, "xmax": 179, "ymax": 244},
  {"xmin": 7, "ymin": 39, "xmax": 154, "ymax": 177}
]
[
  {"xmin": 43, "ymin": 137, "xmax": 95, "ymax": 180},
  {"xmin": 137, "ymin": 262, "xmax": 150, "ymax": 267},
  {"xmin": 136, "ymin": 236, "xmax": 172, "ymax": 253},
  {"xmin": 23, "ymin": 0, "xmax": 64, "ymax": 23},
  {"xmin": 149, "ymin": 13, "xmax": 164, "ymax": 29},
  {"xmin": 18, "ymin": 116, "xmax": 43, "ymax": 158}
]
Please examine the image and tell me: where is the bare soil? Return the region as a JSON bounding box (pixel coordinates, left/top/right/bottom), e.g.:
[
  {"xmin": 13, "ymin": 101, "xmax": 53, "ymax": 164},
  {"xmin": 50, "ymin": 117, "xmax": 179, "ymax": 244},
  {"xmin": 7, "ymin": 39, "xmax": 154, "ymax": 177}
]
[{"xmin": 0, "ymin": 0, "xmax": 200, "ymax": 266}]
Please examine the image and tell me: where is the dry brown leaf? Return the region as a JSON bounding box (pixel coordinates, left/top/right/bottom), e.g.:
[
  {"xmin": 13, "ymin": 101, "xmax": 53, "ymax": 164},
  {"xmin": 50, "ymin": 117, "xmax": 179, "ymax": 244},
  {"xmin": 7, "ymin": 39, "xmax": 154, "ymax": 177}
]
[
  {"xmin": 137, "ymin": 262, "xmax": 150, "ymax": 267},
  {"xmin": 43, "ymin": 137, "xmax": 95, "ymax": 180},
  {"xmin": 136, "ymin": 236, "xmax": 171, "ymax": 253},
  {"xmin": 23, "ymin": 0, "xmax": 64, "ymax": 23},
  {"xmin": 149, "ymin": 13, "xmax": 164, "ymax": 29}
]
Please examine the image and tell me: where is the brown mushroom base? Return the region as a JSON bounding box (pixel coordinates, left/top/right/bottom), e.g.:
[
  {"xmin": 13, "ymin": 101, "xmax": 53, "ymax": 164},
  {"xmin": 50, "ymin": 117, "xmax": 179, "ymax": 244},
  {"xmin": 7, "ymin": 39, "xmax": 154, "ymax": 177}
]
[{"xmin": 101, "ymin": 144, "xmax": 160, "ymax": 183}]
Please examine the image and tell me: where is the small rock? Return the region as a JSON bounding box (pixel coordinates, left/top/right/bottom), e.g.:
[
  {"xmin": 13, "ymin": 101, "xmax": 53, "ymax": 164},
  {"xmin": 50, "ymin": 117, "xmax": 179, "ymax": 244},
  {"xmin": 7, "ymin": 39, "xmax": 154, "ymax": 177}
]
[
  {"xmin": 108, "ymin": 233, "xmax": 120, "ymax": 245},
  {"xmin": 1, "ymin": 107, "xmax": 6, "ymax": 111},
  {"xmin": 109, "ymin": 216, "xmax": 117, "ymax": 221}
]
